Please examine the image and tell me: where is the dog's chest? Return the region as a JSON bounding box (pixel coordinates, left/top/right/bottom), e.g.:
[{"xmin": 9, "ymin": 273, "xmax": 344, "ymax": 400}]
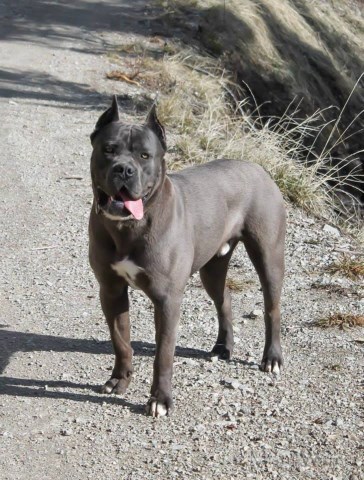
[{"xmin": 111, "ymin": 258, "xmax": 144, "ymax": 289}]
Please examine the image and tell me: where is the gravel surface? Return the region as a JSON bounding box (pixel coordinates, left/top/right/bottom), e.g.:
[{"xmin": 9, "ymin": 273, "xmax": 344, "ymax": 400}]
[{"xmin": 0, "ymin": 1, "xmax": 363, "ymax": 479}]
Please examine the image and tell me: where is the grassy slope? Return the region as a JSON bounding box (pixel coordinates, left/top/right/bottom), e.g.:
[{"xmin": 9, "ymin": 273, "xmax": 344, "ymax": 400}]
[
  {"xmin": 107, "ymin": 0, "xmax": 364, "ymax": 236},
  {"xmin": 157, "ymin": 0, "xmax": 364, "ymax": 209},
  {"xmin": 174, "ymin": 0, "xmax": 364, "ymax": 154}
]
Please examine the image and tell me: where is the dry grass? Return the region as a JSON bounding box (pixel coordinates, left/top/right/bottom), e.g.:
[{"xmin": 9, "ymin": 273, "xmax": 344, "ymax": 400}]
[
  {"xmin": 153, "ymin": 53, "xmax": 362, "ymax": 219},
  {"xmin": 323, "ymin": 364, "xmax": 341, "ymax": 372},
  {"xmin": 325, "ymin": 255, "xmax": 364, "ymax": 280},
  {"xmin": 226, "ymin": 277, "xmax": 246, "ymax": 291},
  {"xmin": 310, "ymin": 282, "xmax": 363, "ymax": 298},
  {"xmin": 171, "ymin": 0, "xmax": 364, "ymax": 142},
  {"xmin": 314, "ymin": 313, "xmax": 364, "ymax": 329},
  {"xmin": 151, "ymin": 0, "xmax": 364, "ymax": 223},
  {"xmin": 108, "ymin": 19, "xmax": 363, "ymax": 224}
]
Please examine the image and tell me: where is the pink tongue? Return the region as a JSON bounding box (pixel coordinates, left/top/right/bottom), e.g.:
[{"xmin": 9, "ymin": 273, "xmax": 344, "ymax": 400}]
[{"xmin": 120, "ymin": 192, "xmax": 144, "ymax": 220}]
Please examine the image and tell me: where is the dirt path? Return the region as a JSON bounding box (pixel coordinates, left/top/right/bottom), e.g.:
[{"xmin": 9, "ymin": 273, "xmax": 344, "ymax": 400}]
[{"xmin": 0, "ymin": 1, "xmax": 363, "ymax": 479}]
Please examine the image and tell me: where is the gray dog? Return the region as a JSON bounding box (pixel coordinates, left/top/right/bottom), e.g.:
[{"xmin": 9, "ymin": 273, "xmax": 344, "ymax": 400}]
[{"xmin": 88, "ymin": 96, "xmax": 286, "ymax": 417}]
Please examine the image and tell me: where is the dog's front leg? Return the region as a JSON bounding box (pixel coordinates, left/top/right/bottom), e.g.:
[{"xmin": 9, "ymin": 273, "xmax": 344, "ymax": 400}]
[
  {"xmin": 146, "ymin": 298, "xmax": 182, "ymax": 417},
  {"xmin": 99, "ymin": 285, "xmax": 133, "ymax": 395}
]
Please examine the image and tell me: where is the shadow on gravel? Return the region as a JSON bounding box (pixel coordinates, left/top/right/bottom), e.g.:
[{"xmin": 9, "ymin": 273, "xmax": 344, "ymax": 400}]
[
  {"xmin": 0, "ymin": 68, "xmax": 152, "ymax": 110},
  {"xmin": 0, "ymin": 0, "xmax": 149, "ymax": 48},
  {"xmin": 0, "ymin": 68, "xmax": 105, "ymax": 107},
  {"xmin": 0, "ymin": 0, "xmax": 155, "ymax": 107},
  {"xmin": 0, "ymin": 327, "xmax": 208, "ymax": 413},
  {"xmin": 0, "ymin": 376, "xmax": 144, "ymax": 413},
  {"xmin": 133, "ymin": 341, "xmax": 209, "ymax": 360},
  {"xmin": 0, "ymin": 328, "xmax": 209, "ymax": 375}
]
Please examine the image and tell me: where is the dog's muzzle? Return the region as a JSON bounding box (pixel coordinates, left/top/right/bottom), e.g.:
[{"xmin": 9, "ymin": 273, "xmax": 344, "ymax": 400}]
[{"xmin": 95, "ymin": 185, "xmax": 150, "ymax": 221}]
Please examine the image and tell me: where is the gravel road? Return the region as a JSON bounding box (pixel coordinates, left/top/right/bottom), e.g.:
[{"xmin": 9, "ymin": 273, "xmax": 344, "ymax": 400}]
[{"xmin": 0, "ymin": 1, "xmax": 363, "ymax": 479}]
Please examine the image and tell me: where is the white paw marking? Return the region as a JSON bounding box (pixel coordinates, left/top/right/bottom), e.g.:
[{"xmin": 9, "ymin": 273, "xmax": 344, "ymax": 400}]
[
  {"xmin": 217, "ymin": 242, "xmax": 230, "ymax": 257},
  {"xmin": 112, "ymin": 258, "xmax": 143, "ymax": 289},
  {"xmin": 272, "ymin": 363, "xmax": 280, "ymax": 375},
  {"xmin": 149, "ymin": 401, "xmax": 167, "ymax": 418}
]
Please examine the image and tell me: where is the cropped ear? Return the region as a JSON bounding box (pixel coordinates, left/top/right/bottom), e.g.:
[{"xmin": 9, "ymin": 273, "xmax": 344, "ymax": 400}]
[
  {"xmin": 90, "ymin": 95, "xmax": 120, "ymax": 144},
  {"xmin": 145, "ymin": 103, "xmax": 167, "ymax": 151}
]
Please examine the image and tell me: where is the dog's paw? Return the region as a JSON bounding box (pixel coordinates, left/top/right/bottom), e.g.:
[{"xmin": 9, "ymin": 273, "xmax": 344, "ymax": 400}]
[
  {"xmin": 260, "ymin": 346, "xmax": 283, "ymax": 374},
  {"xmin": 146, "ymin": 395, "xmax": 173, "ymax": 418},
  {"xmin": 100, "ymin": 376, "xmax": 131, "ymax": 395},
  {"xmin": 211, "ymin": 342, "xmax": 233, "ymax": 360}
]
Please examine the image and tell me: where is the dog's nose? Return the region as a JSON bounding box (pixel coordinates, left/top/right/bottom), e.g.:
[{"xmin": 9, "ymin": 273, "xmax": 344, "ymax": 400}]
[{"xmin": 113, "ymin": 163, "xmax": 136, "ymax": 180}]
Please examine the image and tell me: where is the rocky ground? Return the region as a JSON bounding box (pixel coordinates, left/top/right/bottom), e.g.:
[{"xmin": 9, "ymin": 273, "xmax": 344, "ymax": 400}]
[{"xmin": 0, "ymin": 1, "xmax": 363, "ymax": 479}]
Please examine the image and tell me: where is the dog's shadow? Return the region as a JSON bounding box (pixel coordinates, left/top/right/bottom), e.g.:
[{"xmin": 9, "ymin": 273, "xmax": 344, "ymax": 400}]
[{"xmin": 0, "ymin": 326, "xmax": 210, "ymax": 414}]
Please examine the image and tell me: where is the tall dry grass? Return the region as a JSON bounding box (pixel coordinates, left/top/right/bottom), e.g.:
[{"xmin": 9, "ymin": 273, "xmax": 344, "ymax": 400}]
[
  {"xmin": 152, "ymin": 0, "xmax": 364, "ymax": 227},
  {"xmin": 107, "ymin": 15, "xmax": 363, "ymax": 235},
  {"xmin": 139, "ymin": 52, "xmax": 362, "ymax": 225}
]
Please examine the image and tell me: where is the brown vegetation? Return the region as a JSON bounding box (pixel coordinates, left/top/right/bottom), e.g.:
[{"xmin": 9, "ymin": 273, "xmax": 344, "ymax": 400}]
[
  {"xmin": 314, "ymin": 313, "xmax": 364, "ymax": 329},
  {"xmin": 106, "ymin": 0, "xmax": 364, "ymax": 232},
  {"xmin": 153, "ymin": 0, "xmax": 364, "ymax": 217},
  {"xmin": 325, "ymin": 255, "xmax": 364, "ymax": 280}
]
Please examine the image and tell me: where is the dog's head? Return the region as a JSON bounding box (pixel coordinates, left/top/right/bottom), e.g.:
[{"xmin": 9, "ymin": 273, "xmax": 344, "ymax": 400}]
[{"xmin": 90, "ymin": 95, "xmax": 167, "ymax": 222}]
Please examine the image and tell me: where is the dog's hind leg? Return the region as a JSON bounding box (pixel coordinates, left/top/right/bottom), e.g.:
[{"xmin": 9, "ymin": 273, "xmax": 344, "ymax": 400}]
[
  {"xmin": 200, "ymin": 244, "xmax": 237, "ymax": 360},
  {"xmin": 243, "ymin": 215, "xmax": 285, "ymax": 374}
]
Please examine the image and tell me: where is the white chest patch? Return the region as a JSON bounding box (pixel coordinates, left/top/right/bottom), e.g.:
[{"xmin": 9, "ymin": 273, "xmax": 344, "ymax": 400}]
[
  {"xmin": 217, "ymin": 242, "xmax": 230, "ymax": 257},
  {"xmin": 111, "ymin": 258, "xmax": 144, "ymax": 289}
]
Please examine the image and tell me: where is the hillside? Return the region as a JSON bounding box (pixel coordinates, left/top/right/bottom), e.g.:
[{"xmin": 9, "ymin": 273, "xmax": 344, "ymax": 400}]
[{"xmin": 149, "ymin": 0, "xmax": 364, "ymax": 217}]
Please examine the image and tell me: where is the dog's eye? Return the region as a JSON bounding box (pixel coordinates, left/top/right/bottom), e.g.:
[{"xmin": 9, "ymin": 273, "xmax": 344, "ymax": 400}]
[
  {"xmin": 140, "ymin": 153, "xmax": 149, "ymax": 159},
  {"xmin": 104, "ymin": 145, "xmax": 115, "ymax": 154}
]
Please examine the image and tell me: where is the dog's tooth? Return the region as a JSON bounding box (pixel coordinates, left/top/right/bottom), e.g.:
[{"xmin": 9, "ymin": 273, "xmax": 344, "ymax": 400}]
[{"xmin": 95, "ymin": 203, "xmax": 100, "ymax": 214}]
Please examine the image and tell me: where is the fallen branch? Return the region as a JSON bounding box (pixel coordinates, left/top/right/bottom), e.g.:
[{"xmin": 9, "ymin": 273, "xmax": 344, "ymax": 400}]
[
  {"xmin": 31, "ymin": 245, "xmax": 58, "ymax": 251},
  {"xmin": 62, "ymin": 175, "xmax": 83, "ymax": 180}
]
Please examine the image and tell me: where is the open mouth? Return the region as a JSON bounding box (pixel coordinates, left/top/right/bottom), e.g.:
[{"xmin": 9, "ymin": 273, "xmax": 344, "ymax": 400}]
[{"xmin": 96, "ymin": 187, "xmax": 150, "ymax": 220}]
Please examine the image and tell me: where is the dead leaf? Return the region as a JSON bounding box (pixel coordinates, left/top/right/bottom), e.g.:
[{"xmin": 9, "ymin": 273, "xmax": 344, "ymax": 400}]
[{"xmin": 106, "ymin": 70, "xmax": 140, "ymax": 85}]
